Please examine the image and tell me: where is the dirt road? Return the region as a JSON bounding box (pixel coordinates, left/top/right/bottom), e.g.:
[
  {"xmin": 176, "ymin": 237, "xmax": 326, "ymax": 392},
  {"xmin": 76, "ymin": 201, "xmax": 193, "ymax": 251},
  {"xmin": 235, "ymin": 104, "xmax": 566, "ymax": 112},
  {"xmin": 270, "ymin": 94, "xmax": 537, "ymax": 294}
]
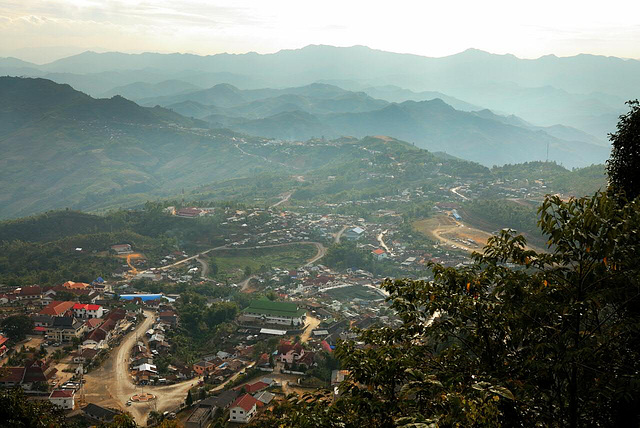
[
  {"xmin": 299, "ymin": 315, "xmax": 321, "ymax": 343},
  {"xmin": 450, "ymin": 186, "xmax": 470, "ymax": 201},
  {"xmin": 195, "ymin": 256, "xmax": 209, "ymax": 278},
  {"xmin": 334, "ymin": 225, "xmax": 348, "ymax": 244},
  {"xmin": 271, "ymin": 191, "xmax": 293, "ymax": 208},
  {"xmin": 84, "ymin": 311, "xmax": 199, "ymax": 425}
]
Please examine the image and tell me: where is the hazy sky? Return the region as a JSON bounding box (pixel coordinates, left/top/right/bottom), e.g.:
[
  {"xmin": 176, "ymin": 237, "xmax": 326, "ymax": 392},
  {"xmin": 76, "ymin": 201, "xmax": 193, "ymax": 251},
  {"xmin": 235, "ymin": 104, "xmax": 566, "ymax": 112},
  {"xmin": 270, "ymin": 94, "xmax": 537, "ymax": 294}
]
[{"xmin": 2, "ymin": 0, "xmax": 640, "ymax": 63}]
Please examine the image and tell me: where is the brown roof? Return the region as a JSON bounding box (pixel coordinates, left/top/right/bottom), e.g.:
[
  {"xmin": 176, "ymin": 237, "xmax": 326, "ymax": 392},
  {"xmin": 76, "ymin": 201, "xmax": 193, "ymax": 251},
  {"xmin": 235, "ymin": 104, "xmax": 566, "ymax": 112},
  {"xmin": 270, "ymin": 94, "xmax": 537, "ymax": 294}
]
[
  {"xmin": 18, "ymin": 285, "xmax": 42, "ymax": 296},
  {"xmin": 0, "ymin": 367, "xmax": 25, "ymax": 383},
  {"xmin": 40, "ymin": 301, "xmax": 75, "ymax": 316},
  {"xmin": 62, "ymin": 281, "xmax": 90, "ymax": 290},
  {"xmin": 85, "ymin": 318, "xmax": 103, "ymax": 329}
]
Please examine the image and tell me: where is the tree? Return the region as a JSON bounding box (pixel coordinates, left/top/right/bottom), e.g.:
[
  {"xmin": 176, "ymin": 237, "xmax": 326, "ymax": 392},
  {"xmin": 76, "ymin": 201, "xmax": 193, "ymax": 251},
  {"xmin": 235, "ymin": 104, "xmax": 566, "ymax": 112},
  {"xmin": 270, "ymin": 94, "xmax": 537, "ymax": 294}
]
[
  {"xmin": 256, "ymin": 191, "xmax": 640, "ymax": 427},
  {"xmin": 186, "ymin": 389, "xmax": 194, "ymax": 406},
  {"xmin": 108, "ymin": 413, "xmax": 137, "ymax": 427},
  {"xmin": 607, "ymin": 99, "xmax": 640, "ymax": 200},
  {"xmin": 210, "ymin": 260, "xmax": 218, "ymax": 277},
  {"xmin": 1, "ymin": 315, "xmax": 34, "ymax": 343},
  {"xmin": 0, "ymin": 387, "xmax": 65, "ymax": 427},
  {"xmin": 244, "ymin": 265, "xmax": 252, "ymax": 277}
]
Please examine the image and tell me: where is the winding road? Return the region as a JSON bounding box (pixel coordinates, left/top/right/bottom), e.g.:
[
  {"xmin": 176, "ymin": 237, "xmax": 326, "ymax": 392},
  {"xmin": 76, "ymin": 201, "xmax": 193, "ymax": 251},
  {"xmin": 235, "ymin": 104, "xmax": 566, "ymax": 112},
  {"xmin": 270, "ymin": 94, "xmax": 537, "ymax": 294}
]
[{"xmin": 83, "ymin": 311, "xmax": 197, "ymax": 424}]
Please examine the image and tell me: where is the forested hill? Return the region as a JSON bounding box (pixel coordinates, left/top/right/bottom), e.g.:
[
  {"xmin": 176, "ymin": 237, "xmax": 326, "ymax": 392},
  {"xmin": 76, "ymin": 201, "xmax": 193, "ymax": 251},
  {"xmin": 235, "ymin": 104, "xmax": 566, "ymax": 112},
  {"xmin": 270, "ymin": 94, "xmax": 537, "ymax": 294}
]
[{"xmin": 0, "ymin": 76, "xmax": 204, "ymax": 135}]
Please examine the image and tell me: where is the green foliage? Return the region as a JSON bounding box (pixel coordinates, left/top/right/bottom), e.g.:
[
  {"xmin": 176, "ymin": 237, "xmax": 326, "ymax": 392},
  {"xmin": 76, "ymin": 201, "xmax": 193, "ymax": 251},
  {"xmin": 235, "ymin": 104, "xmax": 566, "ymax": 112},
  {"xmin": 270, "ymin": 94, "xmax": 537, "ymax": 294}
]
[
  {"xmin": 463, "ymin": 199, "xmax": 540, "ymax": 239},
  {"xmin": 258, "ymin": 191, "xmax": 640, "ymax": 427},
  {"xmin": 0, "ymin": 387, "xmax": 65, "ymax": 427},
  {"xmin": 1, "ymin": 315, "xmax": 34, "ymax": 342},
  {"xmin": 186, "ymin": 389, "xmax": 194, "ymax": 406},
  {"xmin": 607, "ymin": 99, "xmax": 640, "ymax": 200},
  {"xmin": 323, "ymin": 242, "xmax": 400, "ymax": 277}
]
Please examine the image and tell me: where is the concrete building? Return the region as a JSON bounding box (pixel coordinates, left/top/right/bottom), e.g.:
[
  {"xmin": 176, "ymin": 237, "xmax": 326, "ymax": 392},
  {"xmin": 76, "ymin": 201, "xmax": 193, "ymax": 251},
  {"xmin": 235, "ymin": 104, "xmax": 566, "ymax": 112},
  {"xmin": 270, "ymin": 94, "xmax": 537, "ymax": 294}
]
[
  {"xmin": 241, "ymin": 299, "xmax": 307, "ymax": 326},
  {"xmin": 229, "ymin": 394, "xmax": 261, "ymax": 424},
  {"xmin": 72, "ymin": 303, "xmax": 104, "ymax": 319},
  {"xmin": 344, "ymin": 226, "xmax": 365, "ymax": 241},
  {"xmin": 49, "ymin": 389, "xmax": 75, "ymax": 410},
  {"xmin": 185, "ymin": 406, "xmax": 213, "ymax": 428}
]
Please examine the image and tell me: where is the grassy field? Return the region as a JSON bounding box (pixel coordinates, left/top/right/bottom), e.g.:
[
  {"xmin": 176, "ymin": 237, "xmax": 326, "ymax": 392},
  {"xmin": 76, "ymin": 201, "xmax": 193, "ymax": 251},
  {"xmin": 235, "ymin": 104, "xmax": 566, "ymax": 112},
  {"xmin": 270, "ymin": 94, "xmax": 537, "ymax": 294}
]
[
  {"xmin": 323, "ymin": 284, "xmax": 385, "ymax": 302},
  {"xmin": 207, "ymin": 244, "xmax": 317, "ymax": 282}
]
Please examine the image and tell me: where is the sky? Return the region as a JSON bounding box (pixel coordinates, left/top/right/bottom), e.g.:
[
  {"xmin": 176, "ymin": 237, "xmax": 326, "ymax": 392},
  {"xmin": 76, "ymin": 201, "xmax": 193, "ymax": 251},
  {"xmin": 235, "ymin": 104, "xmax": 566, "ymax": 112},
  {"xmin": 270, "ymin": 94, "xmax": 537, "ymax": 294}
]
[{"xmin": 1, "ymin": 0, "xmax": 640, "ymax": 63}]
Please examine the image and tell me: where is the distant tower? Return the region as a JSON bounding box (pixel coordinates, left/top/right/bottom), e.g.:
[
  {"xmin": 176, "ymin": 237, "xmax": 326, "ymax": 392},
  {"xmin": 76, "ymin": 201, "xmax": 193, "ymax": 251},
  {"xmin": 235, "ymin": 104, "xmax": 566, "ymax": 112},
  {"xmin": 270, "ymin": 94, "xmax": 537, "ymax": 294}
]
[{"xmin": 546, "ymin": 142, "xmax": 549, "ymax": 162}]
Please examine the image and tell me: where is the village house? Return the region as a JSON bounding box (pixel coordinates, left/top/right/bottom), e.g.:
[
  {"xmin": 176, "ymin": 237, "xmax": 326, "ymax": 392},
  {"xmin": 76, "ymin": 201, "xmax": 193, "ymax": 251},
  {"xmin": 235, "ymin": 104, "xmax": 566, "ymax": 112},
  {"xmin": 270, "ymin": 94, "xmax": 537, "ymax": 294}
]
[
  {"xmin": 277, "ymin": 340, "xmax": 305, "ymax": 364},
  {"xmin": 158, "ymin": 310, "xmax": 178, "ymax": 326},
  {"xmin": 49, "ymin": 389, "xmax": 75, "ymax": 410},
  {"xmin": 84, "ymin": 317, "xmax": 103, "ymax": 332},
  {"xmin": 176, "ymin": 207, "xmax": 205, "ymax": 218},
  {"xmin": 193, "ymin": 360, "xmax": 218, "ymax": 376},
  {"xmin": 185, "ymin": 405, "xmax": 214, "ymax": 428},
  {"xmin": 46, "ymin": 317, "xmax": 86, "ymax": 342},
  {"xmin": 83, "ymin": 318, "xmax": 116, "ymax": 348},
  {"xmin": 72, "ymin": 348, "xmax": 99, "ymax": 364},
  {"xmin": 39, "ymin": 301, "xmax": 75, "ymax": 317},
  {"xmin": 61, "ymin": 281, "xmax": 90, "ymax": 291},
  {"xmin": 83, "ymin": 404, "xmax": 119, "ymax": 424},
  {"xmin": 15, "ymin": 285, "xmax": 42, "ymax": 301},
  {"xmin": 371, "ymin": 248, "xmax": 388, "ymax": 261},
  {"xmin": 229, "ymin": 393, "xmax": 262, "ymax": 424},
  {"xmin": 0, "ymin": 359, "xmax": 57, "ymax": 389},
  {"xmin": 72, "ymin": 303, "xmax": 104, "ymax": 319},
  {"xmin": 110, "ymin": 244, "xmax": 133, "ymax": 254}
]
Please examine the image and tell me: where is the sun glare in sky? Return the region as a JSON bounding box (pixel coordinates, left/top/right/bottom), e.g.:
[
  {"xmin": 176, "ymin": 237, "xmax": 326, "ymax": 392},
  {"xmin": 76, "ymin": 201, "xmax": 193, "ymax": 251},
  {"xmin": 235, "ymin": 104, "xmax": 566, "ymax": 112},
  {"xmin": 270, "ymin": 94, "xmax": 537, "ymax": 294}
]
[{"xmin": 1, "ymin": 0, "xmax": 640, "ymax": 62}]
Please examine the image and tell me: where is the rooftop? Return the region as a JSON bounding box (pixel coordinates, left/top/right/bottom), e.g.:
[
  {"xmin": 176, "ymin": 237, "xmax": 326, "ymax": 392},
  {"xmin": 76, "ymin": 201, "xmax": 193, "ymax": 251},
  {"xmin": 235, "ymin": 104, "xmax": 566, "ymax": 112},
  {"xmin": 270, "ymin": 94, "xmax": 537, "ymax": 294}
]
[{"xmin": 230, "ymin": 393, "xmax": 261, "ymax": 412}]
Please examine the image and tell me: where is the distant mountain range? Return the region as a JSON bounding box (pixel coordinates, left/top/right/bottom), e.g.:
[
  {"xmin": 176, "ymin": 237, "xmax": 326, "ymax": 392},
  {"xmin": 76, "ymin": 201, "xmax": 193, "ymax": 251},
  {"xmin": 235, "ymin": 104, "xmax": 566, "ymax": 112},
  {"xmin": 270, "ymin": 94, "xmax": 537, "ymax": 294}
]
[
  {"xmin": 0, "ymin": 76, "xmax": 609, "ymax": 219},
  {"xmin": 133, "ymin": 81, "xmax": 608, "ymax": 167},
  {"xmin": 1, "ymin": 45, "xmax": 637, "ymax": 140}
]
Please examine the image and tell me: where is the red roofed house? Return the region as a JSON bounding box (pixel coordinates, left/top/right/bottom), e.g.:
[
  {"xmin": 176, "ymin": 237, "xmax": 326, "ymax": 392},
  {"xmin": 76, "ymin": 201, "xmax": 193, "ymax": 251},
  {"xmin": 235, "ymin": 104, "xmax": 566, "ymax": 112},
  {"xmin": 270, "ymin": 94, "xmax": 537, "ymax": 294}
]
[
  {"xmin": 229, "ymin": 393, "xmax": 262, "ymax": 423},
  {"xmin": 40, "ymin": 301, "xmax": 75, "ymax": 317},
  {"xmin": 84, "ymin": 318, "xmax": 103, "ymax": 332},
  {"xmin": 371, "ymin": 248, "xmax": 388, "ymax": 261},
  {"xmin": 49, "ymin": 389, "xmax": 75, "ymax": 410},
  {"xmin": 73, "ymin": 303, "xmax": 104, "ymax": 319},
  {"xmin": 240, "ymin": 381, "xmax": 269, "ymax": 394},
  {"xmin": 16, "ymin": 285, "xmax": 42, "ymax": 301},
  {"xmin": 277, "ymin": 340, "xmax": 305, "ymax": 364}
]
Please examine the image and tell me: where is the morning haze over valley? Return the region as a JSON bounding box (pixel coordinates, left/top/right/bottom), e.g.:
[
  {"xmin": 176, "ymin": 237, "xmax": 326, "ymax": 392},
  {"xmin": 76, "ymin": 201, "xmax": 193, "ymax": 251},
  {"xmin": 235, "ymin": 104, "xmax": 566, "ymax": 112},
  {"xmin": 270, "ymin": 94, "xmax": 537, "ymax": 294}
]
[{"xmin": 1, "ymin": 2, "xmax": 639, "ymax": 427}]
